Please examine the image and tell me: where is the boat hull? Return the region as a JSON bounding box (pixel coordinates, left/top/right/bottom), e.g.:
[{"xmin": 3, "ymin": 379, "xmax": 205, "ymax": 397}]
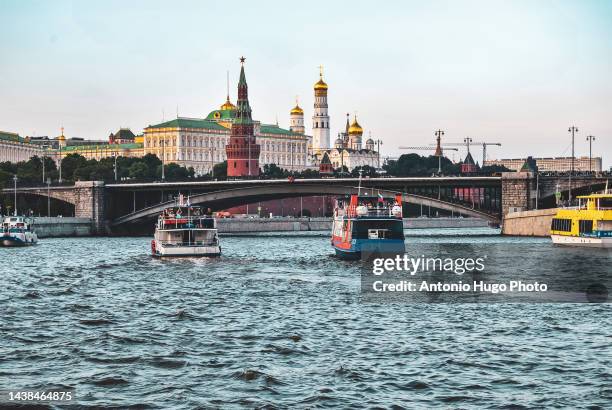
[
  {"xmin": 152, "ymin": 241, "xmax": 221, "ymax": 257},
  {"xmin": 0, "ymin": 234, "xmax": 37, "ymax": 247},
  {"xmin": 551, "ymin": 234, "xmax": 612, "ymax": 248},
  {"xmin": 333, "ymin": 238, "xmax": 406, "ymax": 260}
]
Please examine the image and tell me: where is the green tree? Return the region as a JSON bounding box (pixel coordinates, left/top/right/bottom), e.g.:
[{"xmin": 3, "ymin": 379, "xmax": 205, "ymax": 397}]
[
  {"xmin": 212, "ymin": 161, "xmax": 227, "ymax": 180},
  {"xmin": 141, "ymin": 153, "xmax": 162, "ymax": 179},
  {"xmin": 262, "ymin": 163, "xmax": 288, "ymax": 179},
  {"xmin": 61, "ymin": 154, "xmax": 88, "ymax": 180},
  {"xmin": 383, "ymin": 154, "xmax": 459, "ymax": 176},
  {"xmin": 296, "ymin": 169, "xmax": 320, "ymax": 179},
  {"xmin": 164, "ymin": 163, "xmax": 194, "ymax": 181},
  {"xmin": 333, "ymin": 165, "xmax": 349, "ymax": 177},
  {"xmin": 128, "ymin": 162, "xmax": 149, "ymax": 179},
  {"xmin": 0, "ymin": 169, "xmax": 13, "ymax": 188}
]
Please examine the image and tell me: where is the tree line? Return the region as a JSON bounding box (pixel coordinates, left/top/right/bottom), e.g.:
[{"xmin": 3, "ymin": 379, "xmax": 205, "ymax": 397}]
[{"xmin": 0, "ymin": 153, "xmax": 510, "ymax": 188}]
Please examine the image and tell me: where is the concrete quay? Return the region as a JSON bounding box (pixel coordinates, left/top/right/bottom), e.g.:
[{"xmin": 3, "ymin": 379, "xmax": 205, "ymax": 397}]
[
  {"xmin": 33, "ymin": 217, "xmax": 93, "ymax": 238},
  {"xmin": 28, "ymin": 216, "xmax": 490, "ymax": 237},
  {"xmin": 215, "ymin": 217, "xmax": 489, "ymax": 233},
  {"xmin": 501, "ymin": 208, "xmax": 558, "ymax": 237}
]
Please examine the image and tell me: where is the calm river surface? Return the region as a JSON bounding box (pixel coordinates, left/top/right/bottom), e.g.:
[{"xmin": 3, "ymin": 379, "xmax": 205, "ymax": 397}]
[{"xmin": 1, "ymin": 228, "xmax": 610, "ymax": 408}]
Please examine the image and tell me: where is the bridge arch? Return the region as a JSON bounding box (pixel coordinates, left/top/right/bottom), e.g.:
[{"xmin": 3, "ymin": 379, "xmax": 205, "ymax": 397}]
[{"xmin": 112, "ymin": 184, "xmax": 499, "ymax": 226}]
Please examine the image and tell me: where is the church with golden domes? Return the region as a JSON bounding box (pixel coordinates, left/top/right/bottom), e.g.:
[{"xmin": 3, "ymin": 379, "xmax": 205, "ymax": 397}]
[{"xmin": 309, "ymin": 69, "xmax": 380, "ymax": 171}]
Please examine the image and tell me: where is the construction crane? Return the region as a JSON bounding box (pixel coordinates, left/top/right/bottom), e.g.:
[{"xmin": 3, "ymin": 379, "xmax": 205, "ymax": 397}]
[{"xmin": 432, "ymin": 138, "xmax": 502, "ymax": 166}]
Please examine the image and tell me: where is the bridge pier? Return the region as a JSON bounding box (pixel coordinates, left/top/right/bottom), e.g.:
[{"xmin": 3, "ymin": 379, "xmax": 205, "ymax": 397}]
[
  {"xmin": 73, "ymin": 181, "xmax": 106, "ymax": 235},
  {"xmin": 501, "ymin": 172, "xmax": 536, "ymax": 216}
]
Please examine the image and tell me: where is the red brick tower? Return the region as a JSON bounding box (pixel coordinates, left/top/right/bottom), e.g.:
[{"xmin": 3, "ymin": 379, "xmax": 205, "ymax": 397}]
[{"xmin": 226, "ymin": 57, "xmax": 260, "ymax": 178}]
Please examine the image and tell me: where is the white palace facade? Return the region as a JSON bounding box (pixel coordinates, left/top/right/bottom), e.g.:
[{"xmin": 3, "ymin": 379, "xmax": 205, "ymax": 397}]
[
  {"xmin": 0, "ymin": 131, "xmax": 45, "ymax": 163},
  {"xmin": 143, "ymin": 96, "xmax": 311, "ymax": 175}
]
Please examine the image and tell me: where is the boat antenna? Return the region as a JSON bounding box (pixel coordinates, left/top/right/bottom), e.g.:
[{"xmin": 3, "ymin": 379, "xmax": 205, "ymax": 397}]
[{"xmin": 357, "ymin": 169, "xmax": 363, "ymax": 196}]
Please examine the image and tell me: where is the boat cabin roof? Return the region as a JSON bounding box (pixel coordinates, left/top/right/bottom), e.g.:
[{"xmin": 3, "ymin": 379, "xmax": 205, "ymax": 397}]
[
  {"xmin": 337, "ymin": 195, "xmax": 398, "ymax": 201},
  {"xmin": 577, "ymin": 193, "xmax": 612, "ymax": 199}
]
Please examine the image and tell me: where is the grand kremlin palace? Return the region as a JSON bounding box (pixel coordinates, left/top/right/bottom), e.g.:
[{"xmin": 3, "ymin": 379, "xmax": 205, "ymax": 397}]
[{"xmin": 143, "ymin": 99, "xmax": 310, "ymax": 175}]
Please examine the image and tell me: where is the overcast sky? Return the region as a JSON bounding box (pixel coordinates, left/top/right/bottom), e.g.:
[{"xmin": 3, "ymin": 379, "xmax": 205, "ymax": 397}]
[{"xmin": 1, "ymin": 0, "xmax": 610, "ymax": 167}]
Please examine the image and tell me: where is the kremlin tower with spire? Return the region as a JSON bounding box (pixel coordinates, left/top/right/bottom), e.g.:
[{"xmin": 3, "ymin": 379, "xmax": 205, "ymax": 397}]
[{"xmin": 226, "ymin": 57, "xmax": 261, "ymax": 178}]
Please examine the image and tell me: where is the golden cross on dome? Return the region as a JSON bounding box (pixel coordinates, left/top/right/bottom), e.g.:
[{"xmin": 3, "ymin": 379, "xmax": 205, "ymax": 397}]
[
  {"xmin": 295, "ymin": 95, "xmax": 299, "ymax": 105},
  {"xmin": 60, "ymin": 126, "xmax": 64, "ymax": 135},
  {"xmin": 318, "ymin": 64, "xmax": 324, "ymax": 78},
  {"xmin": 240, "ymin": 56, "xmax": 246, "ymax": 64}
]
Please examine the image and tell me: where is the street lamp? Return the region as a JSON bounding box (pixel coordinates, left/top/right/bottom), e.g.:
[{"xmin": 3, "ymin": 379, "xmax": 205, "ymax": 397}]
[
  {"xmin": 463, "ymin": 137, "xmax": 473, "ymax": 153},
  {"xmin": 113, "ymin": 152, "xmax": 118, "ymax": 181},
  {"xmin": 375, "ymin": 139, "xmax": 383, "ymax": 169},
  {"xmin": 586, "ymin": 135, "xmax": 595, "ymax": 174},
  {"xmin": 13, "ymin": 175, "xmax": 18, "ymax": 216},
  {"xmin": 46, "ymin": 177, "xmax": 51, "ymax": 216},
  {"xmin": 435, "ymin": 129, "xmax": 445, "ymax": 175},
  {"xmin": 58, "ymin": 144, "xmax": 63, "ymax": 183},
  {"xmin": 568, "ymin": 126, "xmax": 578, "ymax": 203},
  {"xmin": 161, "ymin": 139, "xmax": 166, "ymax": 181}
]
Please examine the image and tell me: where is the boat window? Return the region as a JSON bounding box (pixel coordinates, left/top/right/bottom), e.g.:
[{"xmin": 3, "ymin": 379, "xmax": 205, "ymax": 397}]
[
  {"xmin": 578, "ymin": 220, "xmax": 593, "ymax": 234},
  {"xmin": 351, "ymin": 220, "xmax": 404, "ymax": 239},
  {"xmin": 551, "ymin": 218, "xmax": 571, "ymax": 232},
  {"xmin": 199, "ymin": 218, "xmax": 214, "ymax": 229},
  {"xmin": 599, "ymin": 198, "xmax": 612, "ymax": 209}
]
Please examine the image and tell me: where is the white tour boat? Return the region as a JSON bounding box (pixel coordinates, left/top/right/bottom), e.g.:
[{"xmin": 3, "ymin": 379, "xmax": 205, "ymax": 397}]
[{"xmin": 151, "ymin": 198, "xmax": 221, "ymax": 257}]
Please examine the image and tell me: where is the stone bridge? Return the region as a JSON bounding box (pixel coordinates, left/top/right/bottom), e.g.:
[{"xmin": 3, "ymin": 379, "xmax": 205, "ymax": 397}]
[
  {"xmin": 3, "ymin": 181, "xmax": 106, "ymax": 233},
  {"xmin": 501, "ymin": 173, "xmax": 609, "ymax": 215},
  {"xmin": 3, "ymin": 173, "xmax": 608, "ymax": 234},
  {"xmin": 111, "ymin": 184, "xmax": 499, "ymax": 226}
]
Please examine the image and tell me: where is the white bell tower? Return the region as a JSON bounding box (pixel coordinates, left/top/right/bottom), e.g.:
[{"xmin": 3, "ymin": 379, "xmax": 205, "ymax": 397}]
[{"xmin": 312, "ymin": 65, "xmax": 330, "ymax": 152}]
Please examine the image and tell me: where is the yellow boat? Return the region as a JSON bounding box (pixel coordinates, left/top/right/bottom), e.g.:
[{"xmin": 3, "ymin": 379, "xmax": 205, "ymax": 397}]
[{"xmin": 550, "ymin": 193, "xmax": 612, "ymax": 248}]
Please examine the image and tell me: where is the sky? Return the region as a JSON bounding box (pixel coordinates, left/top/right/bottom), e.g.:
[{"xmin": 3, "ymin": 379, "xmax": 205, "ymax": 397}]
[{"xmin": 1, "ymin": 0, "xmax": 611, "ymax": 168}]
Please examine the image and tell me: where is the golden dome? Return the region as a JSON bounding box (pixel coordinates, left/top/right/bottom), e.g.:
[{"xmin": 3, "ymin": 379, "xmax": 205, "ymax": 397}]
[
  {"xmin": 348, "ymin": 117, "xmax": 363, "ymax": 135},
  {"xmin": 220, "ymin": 96, "xmax": 237, "ymax": 111},
  {"xmin": 314, "ymin": 78, "xmax": 328, "ymax": 90},
  {"xmin": 290, "ymin": 104, "xmax": 304, "ymax": 115},
  {"xmin": 57, "ymin": 127, "xmax": 66, "ymax": 141}
]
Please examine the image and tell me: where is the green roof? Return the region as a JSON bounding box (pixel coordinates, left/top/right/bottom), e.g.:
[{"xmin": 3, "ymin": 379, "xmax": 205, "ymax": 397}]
[
  {"xmin": 147, "ymin": 118, "xmax": 228, "ymax": 131},
  {"xmin": 205, "ymin": 109, "xmax": 235, "ymax": 121},
  {"xmin": 0, "ymin": 131, "xmax": 26, "ymax": 143},
  {"xmin": 147, "ymin": 117, "xmax": 303, "ymax": 136},
  {"xmin": 260, "ymin": 124, "xmax": 301, "ymax": 136},
  {"xmin": 59, "ymin": 142, "xmax": 143, "ymax": 152}
]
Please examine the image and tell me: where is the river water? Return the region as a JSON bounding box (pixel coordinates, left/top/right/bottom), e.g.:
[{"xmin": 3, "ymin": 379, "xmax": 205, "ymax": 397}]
[{"xmin": 1, "ymin": 228, "xmax": 610, "ymax": 408}]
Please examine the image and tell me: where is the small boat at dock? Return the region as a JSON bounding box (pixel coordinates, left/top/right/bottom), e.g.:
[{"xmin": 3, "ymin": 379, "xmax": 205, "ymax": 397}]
[
  {"xmin": 1, "ymin": 215, "xmax": 38, "ymax": 247},
  {"xmin": 550, "ymin": 193, "xmax": 612, "ymax": 248}
]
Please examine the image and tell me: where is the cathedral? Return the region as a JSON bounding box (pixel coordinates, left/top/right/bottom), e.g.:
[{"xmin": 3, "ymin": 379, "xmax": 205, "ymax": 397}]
[{"xmin": 309, "ymin": 70, "xmax": 380, "ymax": 171}]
